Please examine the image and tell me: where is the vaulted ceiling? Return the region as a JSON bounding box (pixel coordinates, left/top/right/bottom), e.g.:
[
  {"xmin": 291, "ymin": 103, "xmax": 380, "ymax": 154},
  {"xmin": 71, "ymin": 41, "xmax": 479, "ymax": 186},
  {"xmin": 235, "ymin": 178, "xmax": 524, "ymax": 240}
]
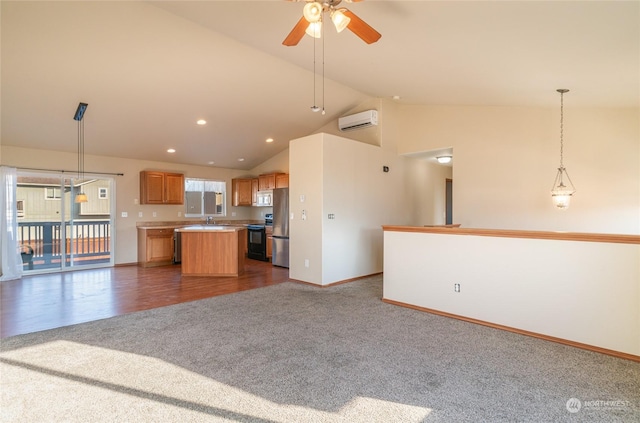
[{"xmin": 2, "ymin": 1, "xmax": 638, "ymax": 170}]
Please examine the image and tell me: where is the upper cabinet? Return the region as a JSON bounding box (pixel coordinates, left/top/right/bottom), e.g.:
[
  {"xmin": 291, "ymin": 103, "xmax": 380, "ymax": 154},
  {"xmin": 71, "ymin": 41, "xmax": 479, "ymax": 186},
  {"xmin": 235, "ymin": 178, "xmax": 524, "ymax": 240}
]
[
  {"xmin": 258, "ymin": 174, "xmax": 275, "ymax": 191},
  {"xmin": 140, "ymin": 171, "xmax": 184, "ymax": 205},
  {"xmin": 259, "ymin": 173, "xmax": 288, "ymax": 190},
  {"xmin": 251, "ymin": 178, "xmax": 259, "ymax": 206},
  {"xmin": 232, "ymin": 178, "xmax": 253, "ymax": 206},
  {"xmin": 234, "ymin": 173, "xmax": 288, "ymax": 207},
  {"xmin": 275, "ymin": 173, "xmax": 289, "ymax": 188}
]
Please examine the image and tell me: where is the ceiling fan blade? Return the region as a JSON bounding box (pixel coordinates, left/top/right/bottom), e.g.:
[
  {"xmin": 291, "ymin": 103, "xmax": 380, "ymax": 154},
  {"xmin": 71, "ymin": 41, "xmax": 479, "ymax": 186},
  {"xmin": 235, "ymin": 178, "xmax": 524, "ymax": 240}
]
[
  {"xmin": 283, "ymin": 16, "xmax": 309, "ymax": 46},
  {"xmin": 343, "ymin": 9, "xmax": 381, "ymax": 44}
]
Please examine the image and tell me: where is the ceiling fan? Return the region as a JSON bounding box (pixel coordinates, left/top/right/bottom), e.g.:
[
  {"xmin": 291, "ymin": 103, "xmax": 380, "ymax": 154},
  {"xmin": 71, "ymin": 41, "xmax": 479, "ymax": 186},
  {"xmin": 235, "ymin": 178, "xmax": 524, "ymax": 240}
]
[{"xmin": 283, "ymin": 0, "xmax": 381, "ymax": 46}]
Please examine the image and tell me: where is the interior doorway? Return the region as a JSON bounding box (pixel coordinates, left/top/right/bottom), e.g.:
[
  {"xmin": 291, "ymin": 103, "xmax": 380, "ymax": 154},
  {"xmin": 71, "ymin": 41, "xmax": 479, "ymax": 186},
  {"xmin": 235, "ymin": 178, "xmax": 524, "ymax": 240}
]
[{"xmin": 445, "ymin": 178, "xmax": 453, "ymax": 225}]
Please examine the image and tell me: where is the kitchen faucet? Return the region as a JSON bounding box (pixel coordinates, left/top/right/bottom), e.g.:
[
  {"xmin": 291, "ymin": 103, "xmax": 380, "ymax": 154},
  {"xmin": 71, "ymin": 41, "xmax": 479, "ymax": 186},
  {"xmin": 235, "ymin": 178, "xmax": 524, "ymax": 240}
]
[{"xmin": 206, "ymin": 216, "xmax": 215, "ymax": 225}]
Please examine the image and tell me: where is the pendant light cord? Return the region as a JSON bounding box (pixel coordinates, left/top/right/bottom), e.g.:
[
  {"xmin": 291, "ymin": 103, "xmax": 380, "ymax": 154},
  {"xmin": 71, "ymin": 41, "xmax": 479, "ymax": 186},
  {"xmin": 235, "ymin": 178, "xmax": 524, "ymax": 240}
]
[
  {"xmin": 322, "ymin": 21, "xmax": 325, "ymax": 115},
  {"xmin": 312, "ymin": 28, "xmax": 317, "ymax": 108},
  {"xmin": 559, "ymin": 91, "xmax": 564, "ymax": 168}
]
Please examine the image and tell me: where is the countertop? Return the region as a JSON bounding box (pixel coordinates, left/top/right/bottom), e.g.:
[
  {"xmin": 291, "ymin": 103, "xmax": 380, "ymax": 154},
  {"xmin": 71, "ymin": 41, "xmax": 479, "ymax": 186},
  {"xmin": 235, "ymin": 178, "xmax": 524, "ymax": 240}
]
[
  {"xmin": 137, "ymin": 220, "xmax": 262, "ymax": 230},
  {"xmin": 175, "ymin": 225, "xmax": 247, "ymax": 233}
]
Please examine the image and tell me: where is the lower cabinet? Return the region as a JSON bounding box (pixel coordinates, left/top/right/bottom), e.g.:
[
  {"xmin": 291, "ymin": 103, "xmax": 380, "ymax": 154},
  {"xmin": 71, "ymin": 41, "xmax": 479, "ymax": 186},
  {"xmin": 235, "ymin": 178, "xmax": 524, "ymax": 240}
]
[
  {"xmin": 138, "ymin": 227, "xmax": 175, "ymax": 267},
  {"xmin": 266, "ymin": 226, "xmax": 273, "ymax": 259}
]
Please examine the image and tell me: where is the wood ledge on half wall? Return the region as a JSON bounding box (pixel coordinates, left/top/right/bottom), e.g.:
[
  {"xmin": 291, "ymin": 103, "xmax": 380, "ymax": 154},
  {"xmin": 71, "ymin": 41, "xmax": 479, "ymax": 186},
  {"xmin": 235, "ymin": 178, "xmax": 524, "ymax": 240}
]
[{"xmin": 381, "ymin": 225, "xmax": 640, "ymax": 245}]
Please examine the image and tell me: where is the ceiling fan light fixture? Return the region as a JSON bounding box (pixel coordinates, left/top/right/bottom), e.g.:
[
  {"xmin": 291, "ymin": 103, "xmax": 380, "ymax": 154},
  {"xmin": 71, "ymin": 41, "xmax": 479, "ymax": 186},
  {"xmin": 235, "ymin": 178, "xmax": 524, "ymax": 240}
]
[
  {"xmin": 303, "ymin": 2, "xmax": 323, "ymax": 23},
  {"xmin": 305, "ymin": 21, "xmax": 322, "ymax": 38},
  {"xmin": 331, "ymin": 9, "xmax": 351, "ymax": 33}
]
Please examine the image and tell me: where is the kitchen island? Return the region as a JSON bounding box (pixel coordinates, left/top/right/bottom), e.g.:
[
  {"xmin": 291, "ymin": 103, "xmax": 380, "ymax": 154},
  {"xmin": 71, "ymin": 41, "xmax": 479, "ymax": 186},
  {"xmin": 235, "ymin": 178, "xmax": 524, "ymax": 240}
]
[{"xmin": 176, "ymin": 225, "xmax": 247, "ymax": 277}]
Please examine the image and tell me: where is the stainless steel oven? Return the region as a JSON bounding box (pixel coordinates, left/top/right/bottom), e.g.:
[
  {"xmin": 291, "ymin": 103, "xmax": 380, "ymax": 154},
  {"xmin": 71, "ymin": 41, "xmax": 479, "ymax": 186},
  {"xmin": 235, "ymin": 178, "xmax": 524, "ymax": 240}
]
[{"xmin": 247, "ymin": 225, "xmax": 268, "ymax": 261}]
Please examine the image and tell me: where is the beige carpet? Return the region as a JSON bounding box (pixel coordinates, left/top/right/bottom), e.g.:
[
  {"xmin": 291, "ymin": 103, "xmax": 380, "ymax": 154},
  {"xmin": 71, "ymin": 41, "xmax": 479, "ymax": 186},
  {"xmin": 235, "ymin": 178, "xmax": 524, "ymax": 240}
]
[{"xmin": 2, "ymin": 276, "xmax": 639, "ymax": 422}]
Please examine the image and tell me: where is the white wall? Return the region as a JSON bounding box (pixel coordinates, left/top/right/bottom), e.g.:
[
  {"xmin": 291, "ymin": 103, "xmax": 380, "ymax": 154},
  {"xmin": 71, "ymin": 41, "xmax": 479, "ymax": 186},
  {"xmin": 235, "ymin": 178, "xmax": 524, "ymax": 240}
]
[
  {"xmin": 289, "ymin": 133, "xmax": 414, "ymax": 285},
  {"xmin": 289, "ymin": 136, "xmax": 324, "ymax": 283},
  {"xmin": 396, "ymin": 105, "xmax": 640, "ymax": 234},
  {"xmin": 383, "ymin": 230, "xmax": 640, "ymax": 356}
]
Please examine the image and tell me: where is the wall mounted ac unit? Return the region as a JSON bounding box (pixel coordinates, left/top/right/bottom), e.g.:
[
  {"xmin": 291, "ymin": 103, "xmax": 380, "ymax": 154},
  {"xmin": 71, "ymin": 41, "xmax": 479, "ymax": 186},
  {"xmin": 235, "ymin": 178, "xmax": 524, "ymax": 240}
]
[{"xmin": 338, "ymin": 110, "xmax": 378, "ymax": 131}]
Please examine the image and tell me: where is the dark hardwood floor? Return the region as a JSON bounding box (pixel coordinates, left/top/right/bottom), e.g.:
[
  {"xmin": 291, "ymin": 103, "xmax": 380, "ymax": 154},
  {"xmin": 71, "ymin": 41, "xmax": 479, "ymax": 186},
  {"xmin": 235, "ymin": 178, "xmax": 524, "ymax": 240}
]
[{"xmin": 0, "ymin": 260, "xmax": 289, "ymax": 338}]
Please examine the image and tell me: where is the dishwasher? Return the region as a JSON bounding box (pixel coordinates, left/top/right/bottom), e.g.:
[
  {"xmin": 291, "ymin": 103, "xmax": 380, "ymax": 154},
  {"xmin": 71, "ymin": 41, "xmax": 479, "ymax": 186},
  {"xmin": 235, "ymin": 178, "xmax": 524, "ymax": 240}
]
[{"xmin": 173, "ymin": 230, "xmax": 182, "ymax": 264}]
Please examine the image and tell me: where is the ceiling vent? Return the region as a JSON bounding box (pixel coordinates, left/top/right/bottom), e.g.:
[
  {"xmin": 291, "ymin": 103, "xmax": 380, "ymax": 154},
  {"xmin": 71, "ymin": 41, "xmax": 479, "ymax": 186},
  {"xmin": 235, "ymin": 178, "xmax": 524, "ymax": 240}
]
[{"xmin": 338, "ymin": 110, "xmax": 378, "ymax": 131}]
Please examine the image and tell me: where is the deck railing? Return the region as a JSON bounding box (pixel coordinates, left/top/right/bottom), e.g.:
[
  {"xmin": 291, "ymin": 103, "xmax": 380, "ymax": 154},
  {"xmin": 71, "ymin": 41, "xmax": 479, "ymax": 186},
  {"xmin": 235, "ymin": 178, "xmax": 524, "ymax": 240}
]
[{"xmin": 18, "ymin": 220, "xmax": 111, "ymax": 269}]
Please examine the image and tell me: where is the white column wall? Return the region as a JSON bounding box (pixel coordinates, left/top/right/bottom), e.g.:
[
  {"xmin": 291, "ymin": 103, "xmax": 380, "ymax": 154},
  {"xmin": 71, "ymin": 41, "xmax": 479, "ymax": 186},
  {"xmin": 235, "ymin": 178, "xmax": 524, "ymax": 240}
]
[{"xmin": 289, "ymin": 133, "xmax": 415, "ymax": 285}]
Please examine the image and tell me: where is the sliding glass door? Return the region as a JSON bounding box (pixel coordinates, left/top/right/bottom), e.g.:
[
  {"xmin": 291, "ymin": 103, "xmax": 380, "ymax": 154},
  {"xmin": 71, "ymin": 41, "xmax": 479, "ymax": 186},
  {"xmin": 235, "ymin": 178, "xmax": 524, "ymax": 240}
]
[{"xmin": 16, "ymin": 171, "xmax": 114, "ymax": 273}]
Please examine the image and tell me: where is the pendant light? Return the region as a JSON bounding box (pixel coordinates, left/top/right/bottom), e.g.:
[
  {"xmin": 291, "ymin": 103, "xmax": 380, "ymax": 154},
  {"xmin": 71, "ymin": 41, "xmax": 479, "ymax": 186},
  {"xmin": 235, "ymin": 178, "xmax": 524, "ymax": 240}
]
[
  {"xmin": 550, "ymin": 89, "xmax": 575, "ymax": 210},
  {"xmin": 74, "ymin": 102, "xmax": 88, "ymax": 203}
]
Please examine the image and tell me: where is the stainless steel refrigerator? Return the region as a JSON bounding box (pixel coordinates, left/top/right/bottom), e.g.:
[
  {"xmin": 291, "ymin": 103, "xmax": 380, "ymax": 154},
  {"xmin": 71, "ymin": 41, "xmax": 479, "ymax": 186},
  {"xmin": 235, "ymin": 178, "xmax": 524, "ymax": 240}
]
[{"xmin": 272, "ymin": 188, "xmax": 289, "ymax": 268}]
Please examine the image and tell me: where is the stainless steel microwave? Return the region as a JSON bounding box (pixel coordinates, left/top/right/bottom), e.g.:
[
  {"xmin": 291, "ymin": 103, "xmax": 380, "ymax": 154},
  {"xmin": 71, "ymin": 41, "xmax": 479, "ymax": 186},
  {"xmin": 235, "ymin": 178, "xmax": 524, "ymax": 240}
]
[{"xmin": 256, "ymin": 190, "xmax": 272, "ymax": 207}]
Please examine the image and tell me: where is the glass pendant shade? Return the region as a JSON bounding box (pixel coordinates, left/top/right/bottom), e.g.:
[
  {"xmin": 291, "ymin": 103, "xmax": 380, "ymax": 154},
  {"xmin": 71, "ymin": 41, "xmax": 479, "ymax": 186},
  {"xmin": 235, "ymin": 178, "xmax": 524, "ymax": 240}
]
[
  {"xmin": 305, "ymin": 21, "xmax": 322, "ymax": 38},
  {"xmin": 75, "ymin": 192, "xmax": 88, "ymax": 203},
  {"xmin": 303, "ymin": 2, "xmax": 323, "ymax": 23},
  {"xmin": 551, "ymin": 166, "xmax": 575, "ymax": 210},
  {"xmin": 550, "ymin": 89, "xmax": 575, "ymax": 210},
  {"xmin": 331, "ymin": 9, "xmax": 351, "ymax": 33}
]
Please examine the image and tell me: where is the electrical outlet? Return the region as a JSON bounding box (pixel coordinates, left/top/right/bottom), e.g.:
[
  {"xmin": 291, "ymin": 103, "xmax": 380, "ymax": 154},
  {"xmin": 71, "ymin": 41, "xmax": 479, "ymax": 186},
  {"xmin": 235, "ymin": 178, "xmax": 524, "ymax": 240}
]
[
  {"xmin": 304, "ymin": 259, "xmax": 309, "ymax": 268},
  {"xmin": 454, "ymin": 283, "xmax": 461, "ymax": 293},
  {"xmin": 121, "ymin": 212, "xmax": 128, "ymax": 218},
  {"xmin": 138, "ymin": 212, "xmax": 143, "ymax": 218},
  {"xmin": 178, "ymin": 211, "xmax": 182, "ymax": 217},
  {"xmin": 152, "ymin": 212, "xmax": 157, "ymax": 217}
]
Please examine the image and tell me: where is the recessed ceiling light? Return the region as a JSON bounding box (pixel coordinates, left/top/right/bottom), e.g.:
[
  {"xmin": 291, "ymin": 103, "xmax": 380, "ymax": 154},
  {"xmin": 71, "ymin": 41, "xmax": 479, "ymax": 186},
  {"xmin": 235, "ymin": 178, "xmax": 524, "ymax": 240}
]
[
  {"xmin": 266, "ymin": 138, "xmax": 274, "ymax": 143},
  {"xmin": 196, "ymin": 119, "xmax": 207, "ymax": 125},
  {"xmin": 392, "ymin": 95, "xmax": 401, "ymax": 100},
  {"xmin": 208, "ymin": 161, "xmax": 215, "ymax": 165},
  {"xmin": 167, "ymin": 148, "xmax": 176, "ymax": 153},
  {"xmin": 237, "ymin": 158, "xmax": 245, "ymax": 162}
]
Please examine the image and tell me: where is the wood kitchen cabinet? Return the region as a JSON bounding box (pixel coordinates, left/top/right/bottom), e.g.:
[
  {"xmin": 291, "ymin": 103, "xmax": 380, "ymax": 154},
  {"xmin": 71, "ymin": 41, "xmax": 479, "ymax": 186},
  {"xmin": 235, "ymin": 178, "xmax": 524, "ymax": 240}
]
[
  {"xmin": 258, "ymin": 174, "xmax": 275, "ymax": 191},
  {"xmin": 232, "ymin": 178, "xmax": 253, "ymax": 206},
  {"xmin": 251, "ymin": 178, "xmax": 259, "ymax": 206},
  {"xmin": 266, "ymin": 225, "xmax": 273, "ymax": 259},
  {"xmin": 140, "ymin": 171, "xmax": 184, "ymax": 205},
  {"xmin": 259, "ymin": 173, "xmax": 288, "ymax": 190},
  {"xmin": 137, "ymin": 227, "xmax": 175, "ymax": 267},
  {"xmin": 275, "ymin": 173, "xmax": 289, "ymax": 188}
]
